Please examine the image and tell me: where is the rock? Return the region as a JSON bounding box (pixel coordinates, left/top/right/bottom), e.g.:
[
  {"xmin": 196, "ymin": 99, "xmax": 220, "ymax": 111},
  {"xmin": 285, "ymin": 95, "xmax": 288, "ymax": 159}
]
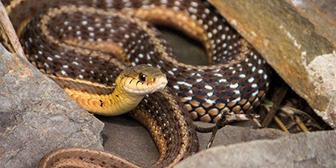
[
  {"xmin": 159, "ymin": 28, "xmax": 207, "ymax": 65},
  {"xmin": 285, "ymin": 0, "xmax": 336, "ymax": 47},
  {"xmin": 197, "ymin": 125, "xmax": 286, "ymax": 149},
  {"xmin": 99, "ymin": 116, "xmax": 159, "ymax": 167},
  {"xmin": 176, "ymin": 130, "xmax": 336, "ymax": 168},
  {"xmin": 102, "ymin": 116, "xmax": 286, "ymax": 166},
  {"xmin": 0, "ymin": 44, "xmax": 104, "ymax": 168},
  {"xmin": 209, "ymin": 0, "xmax": 336, "ymax": 127}
]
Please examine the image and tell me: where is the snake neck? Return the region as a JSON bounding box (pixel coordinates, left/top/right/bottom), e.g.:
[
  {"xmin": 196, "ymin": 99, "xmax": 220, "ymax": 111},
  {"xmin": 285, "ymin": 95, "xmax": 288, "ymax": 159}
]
[
  {"xmin": 109, "ymin": 85, "xmax": 145, "ymax": 115},
  {"xmin": 62, "ymin": 82, "xmax": 145, "ymax": 116}
]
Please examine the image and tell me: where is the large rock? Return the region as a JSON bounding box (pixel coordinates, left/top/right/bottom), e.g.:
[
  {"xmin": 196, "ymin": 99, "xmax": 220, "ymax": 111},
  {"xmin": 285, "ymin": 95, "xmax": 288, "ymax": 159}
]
[
  {"xmin": 209, "ymin": 0, "xmax": 336, "ymax": 127},
  {"xmin": 285, "ymin": 0, "xmax": 336, "ymax": 47},
  {"xmin": 102, "ymin": 116, "xmax": 286, "ymax": 166},
  {"xmin": 0, "ymin": 44, "xmax": 104, "ymax": 168},
  {"xmin": 197, "ymin": 125, "xmax": 286, "ymax": 149},
  {"xmin": 176, "ymin": 130, "xmax": 336, "ymax": 168},
  {"xmin": 100, "ymin": 116, "xmax": 159, "ymax": 167}
]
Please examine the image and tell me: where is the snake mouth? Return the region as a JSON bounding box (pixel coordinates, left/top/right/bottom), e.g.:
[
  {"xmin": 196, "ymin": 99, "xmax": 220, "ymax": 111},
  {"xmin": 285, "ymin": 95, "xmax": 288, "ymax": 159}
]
[
  {"xmin": 150, "ymin": 75, "xmax": 168, "ymax": 93},
  {"xmin": 118, "ymin": 65, "xmax": 168, "ymax": 96},
  {"xmin": 123, "ymin": 74, "xmax": 168, "ymax": 96}
]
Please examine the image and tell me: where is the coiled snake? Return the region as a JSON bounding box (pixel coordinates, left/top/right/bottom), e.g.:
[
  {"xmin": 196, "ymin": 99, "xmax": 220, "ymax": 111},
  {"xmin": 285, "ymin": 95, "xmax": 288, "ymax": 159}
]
[{"xmin": 4, "ymin": 0, "xmax": 270, "ymax": 167}]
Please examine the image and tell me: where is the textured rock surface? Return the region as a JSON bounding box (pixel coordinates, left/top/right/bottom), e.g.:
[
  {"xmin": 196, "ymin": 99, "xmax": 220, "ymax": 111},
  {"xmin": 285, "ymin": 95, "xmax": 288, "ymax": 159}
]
[
  {"xmin": 102, "ymin": 116, "xmax": 286, "ymax": 167},
  {"xmin": 176, "ymin": 130, "xmax": 336, "ymax": 168},
  {"xmin": 197, "ymin": 125, "xmax": 286, "ymax": 149},
  {"xmin": 1, "ymin": 1, "xmax": 334, "ymax": 167},
  {"xmin": 285, "ymin": 0, "xmax": 336, "ymax": 47},
  {"xmin": 0, "ymin": 44, "xmax": 104, "ymax": 168},
  {"xmin": 209, "ymin": 0, "xmax": 336, "ymax": 127},
  {"xmin": 100, "ymin": 116, "xmax": 159, "ymax": 167}
]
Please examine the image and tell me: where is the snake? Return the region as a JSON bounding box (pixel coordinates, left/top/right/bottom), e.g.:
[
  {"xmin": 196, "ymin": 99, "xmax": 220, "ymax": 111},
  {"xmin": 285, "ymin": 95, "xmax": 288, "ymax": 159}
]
[{"xmin": 3, "ymin": 0, "xmax": 271, "ymax": 167}]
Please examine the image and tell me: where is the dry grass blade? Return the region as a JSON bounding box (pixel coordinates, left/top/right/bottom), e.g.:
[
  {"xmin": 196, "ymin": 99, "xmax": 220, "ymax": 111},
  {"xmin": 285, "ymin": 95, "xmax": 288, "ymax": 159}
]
[{"xmin": 0, "ymin": 2, "xmax": 24, "ymax": 56}]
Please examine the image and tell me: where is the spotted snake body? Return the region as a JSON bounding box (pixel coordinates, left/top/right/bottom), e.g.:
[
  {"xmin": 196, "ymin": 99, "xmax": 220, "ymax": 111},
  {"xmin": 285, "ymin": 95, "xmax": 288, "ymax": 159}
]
[{"xmin": 4, "ymin": 0, "xmax": 270, "ymax": 167}]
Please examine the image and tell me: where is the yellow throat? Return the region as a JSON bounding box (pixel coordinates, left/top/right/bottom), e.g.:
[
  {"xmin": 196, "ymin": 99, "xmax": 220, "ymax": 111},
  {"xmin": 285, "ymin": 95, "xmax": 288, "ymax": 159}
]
[{"xmin": 63, "ymin": 65, "xmax": 168, "ymax": 116}]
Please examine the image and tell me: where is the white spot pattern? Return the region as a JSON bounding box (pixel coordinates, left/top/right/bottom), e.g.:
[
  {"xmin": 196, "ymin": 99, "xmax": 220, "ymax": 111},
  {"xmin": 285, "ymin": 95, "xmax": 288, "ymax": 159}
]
[{"xmin": 20, "ymin": 0, "xmax": 270, "ymax": 123}]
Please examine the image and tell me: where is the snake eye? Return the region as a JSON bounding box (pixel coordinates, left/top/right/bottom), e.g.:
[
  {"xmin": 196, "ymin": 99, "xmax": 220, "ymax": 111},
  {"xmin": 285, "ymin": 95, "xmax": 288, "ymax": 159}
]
[{"xmin": 139, "ymin": 73, "xmax": 147, "ymax": 82}]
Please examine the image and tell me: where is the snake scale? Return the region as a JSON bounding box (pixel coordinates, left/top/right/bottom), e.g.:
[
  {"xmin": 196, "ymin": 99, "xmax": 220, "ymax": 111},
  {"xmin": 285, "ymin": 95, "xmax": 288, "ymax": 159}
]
[{"xmin": 4, "ymin": 0, "xmax": 271, "ymax": 167}]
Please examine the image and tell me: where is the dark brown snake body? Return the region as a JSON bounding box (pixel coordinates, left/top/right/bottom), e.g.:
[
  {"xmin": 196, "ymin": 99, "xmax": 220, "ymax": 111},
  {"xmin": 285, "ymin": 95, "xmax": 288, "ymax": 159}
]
[{"xmin": 4, "ymin": 0, "xmax": 271, "ymax": 167}]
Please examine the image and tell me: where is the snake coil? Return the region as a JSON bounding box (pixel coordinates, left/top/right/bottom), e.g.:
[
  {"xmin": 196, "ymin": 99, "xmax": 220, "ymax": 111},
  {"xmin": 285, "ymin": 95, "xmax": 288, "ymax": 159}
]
[{"xmin": 4, "ymin": 0, "xmax": 270, "ymax": 167}]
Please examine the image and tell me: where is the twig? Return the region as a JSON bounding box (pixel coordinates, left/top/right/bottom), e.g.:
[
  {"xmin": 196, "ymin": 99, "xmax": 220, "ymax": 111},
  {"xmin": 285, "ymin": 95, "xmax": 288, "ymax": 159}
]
[
  {"xmin": 294, "ymin": 116, "xmax": 310, "ymax": 133},
  {"xmin": 0, "ymin": 2, "xmax": 24, "ymax": 56},
  {"xmin": 261, "ymin": 84, "xmax": 288, "ymax": 127},
  {"xmin": 274, "ymin": 116, "xmax": 289, "ymax": 133}
]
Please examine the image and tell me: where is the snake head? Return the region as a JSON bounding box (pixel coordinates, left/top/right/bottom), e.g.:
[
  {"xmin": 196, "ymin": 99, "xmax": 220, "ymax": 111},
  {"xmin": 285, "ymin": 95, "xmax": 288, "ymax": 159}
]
[{"xmin": 116, "ymin": 64, "xmax": 168, "ymax": 96}]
